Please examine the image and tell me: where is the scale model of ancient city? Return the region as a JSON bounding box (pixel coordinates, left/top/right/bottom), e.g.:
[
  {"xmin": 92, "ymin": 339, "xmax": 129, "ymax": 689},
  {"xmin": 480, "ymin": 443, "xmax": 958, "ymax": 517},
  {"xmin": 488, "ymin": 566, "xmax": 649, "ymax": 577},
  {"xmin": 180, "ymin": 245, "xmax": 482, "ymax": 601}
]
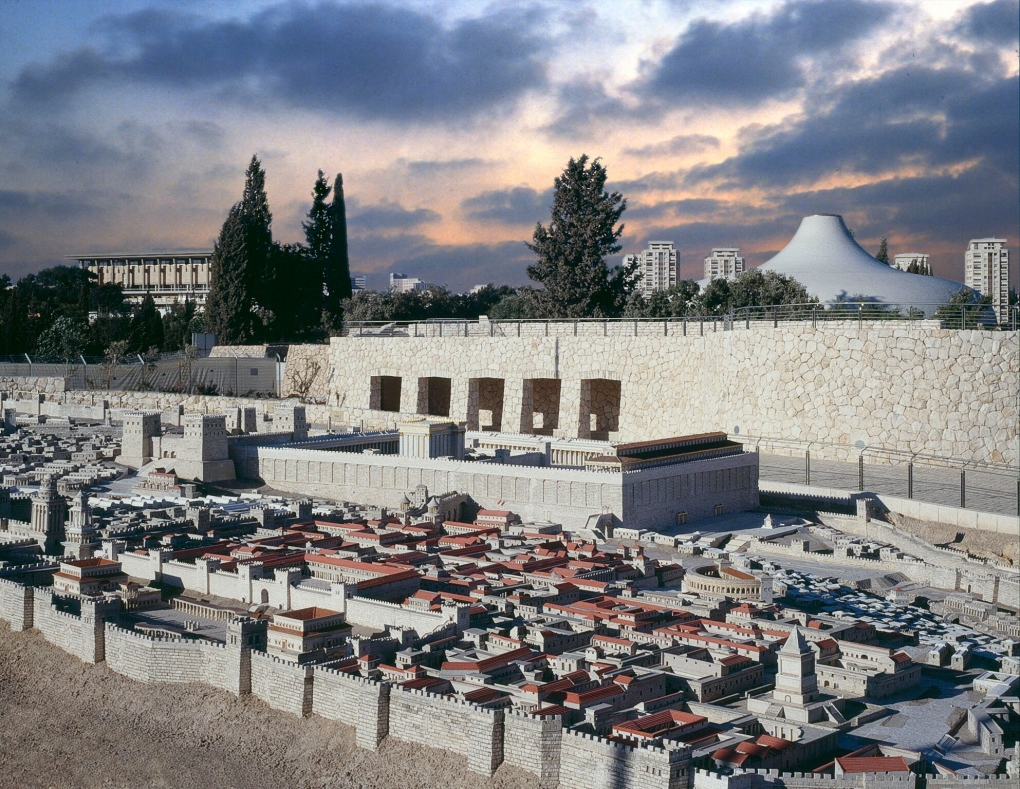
[{"xmin": 0, "ymin": 217, "xmax": 1017, "ymax": 789}]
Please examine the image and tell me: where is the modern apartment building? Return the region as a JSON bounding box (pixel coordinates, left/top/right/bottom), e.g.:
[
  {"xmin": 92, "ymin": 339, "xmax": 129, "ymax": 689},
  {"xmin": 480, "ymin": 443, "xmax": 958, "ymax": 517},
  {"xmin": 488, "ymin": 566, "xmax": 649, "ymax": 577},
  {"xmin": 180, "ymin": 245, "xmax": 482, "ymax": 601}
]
[
  {"xmin": 964, "ymin": 239, "xmax": 1010, "ymax": 322},
  {"xmin": 626, "ymin": 241, "xmax": 678, "ymax": 296},
  {"xmin": 70, "ymin": 251, "xmax": 212, "ymax": 313},
  {"xmin": 704, "ymin": 248, "xmax": 745, "ymax": 280},
  {"xmin": 390, "ymin": 273, "xmax": 428, "ymax": 293},
  {"xmin": 893, "ymin": 253, "xmax": 930, "ymax": 274}
]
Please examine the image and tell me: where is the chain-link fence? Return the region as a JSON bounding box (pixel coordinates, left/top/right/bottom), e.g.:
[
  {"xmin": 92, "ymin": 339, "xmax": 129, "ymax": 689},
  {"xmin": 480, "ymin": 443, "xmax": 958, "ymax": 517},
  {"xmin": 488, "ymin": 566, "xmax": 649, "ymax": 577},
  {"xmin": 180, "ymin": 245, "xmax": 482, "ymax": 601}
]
[{"xmin": 0, "ymin": 354, "xmax": 281, "ymax": 396}]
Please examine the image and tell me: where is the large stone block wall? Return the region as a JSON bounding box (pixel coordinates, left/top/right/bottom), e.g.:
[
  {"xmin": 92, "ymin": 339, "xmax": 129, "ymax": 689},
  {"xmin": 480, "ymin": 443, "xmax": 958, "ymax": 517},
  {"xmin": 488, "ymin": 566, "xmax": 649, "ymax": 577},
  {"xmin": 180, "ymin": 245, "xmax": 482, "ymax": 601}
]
[
  {"xmin": 104, "ymin": 625, "xmax": 212, "ymax": 684},
  {"xmin": 345, "ymin": 596, "xmax": 455, "ymax": 636},
  {"xmin": 503, "ymin": 710, "xmax": 563, "ymax": 788},
  {"xmin": 325, "ymin": 324, "xmax": 1019, "ymax": 465},
  {"xmin": 281, "ymin": 344, "xmax": 330, "ymax": 402},
  {"xmin": 388, "ymin": 686, "xmax": 504, "ymax": 776},
  {"xmin": 310, "ymin": 668, "xmax": 390, "ymax": 750},
  {"xmin": 559, "ymin": 729, "xmax": 691, "ymax": 789},
  {"xmin": 249, "ymin": 651, "xmax": 313, "ymax": 717},
  {"xmin": 0, "ymin": 578, "xmax": 33, "ymax": 631}
]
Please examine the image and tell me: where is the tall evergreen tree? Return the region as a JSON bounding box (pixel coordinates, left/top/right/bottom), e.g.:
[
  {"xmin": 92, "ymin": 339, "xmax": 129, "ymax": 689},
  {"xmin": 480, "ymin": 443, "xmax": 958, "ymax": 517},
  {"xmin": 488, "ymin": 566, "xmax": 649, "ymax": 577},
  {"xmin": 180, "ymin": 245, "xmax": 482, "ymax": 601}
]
[
  {"xmin": 128, "ymin": 293, "xmax": 164, "ymax": 354},
  {"xmin": 876, "ymin": 237, "xmax": 889, "ymax": 264},
  {"xmin": 240, "ymin": 155, "xmax": 274, "ymax": 336},
  {"xmin": 526, "ymin": 155, "xmax": 630, "ymax": 318},
  {"xmin": 323, "ymin": 172, "xmax": 352, "ymax": 331},
  {"xmin": 303, "ymin": 170, "xmax": 332, "ymax": 258},
  {"xmin": 205, "ymin": 204, "xmax": 260, "ymax": 343}
]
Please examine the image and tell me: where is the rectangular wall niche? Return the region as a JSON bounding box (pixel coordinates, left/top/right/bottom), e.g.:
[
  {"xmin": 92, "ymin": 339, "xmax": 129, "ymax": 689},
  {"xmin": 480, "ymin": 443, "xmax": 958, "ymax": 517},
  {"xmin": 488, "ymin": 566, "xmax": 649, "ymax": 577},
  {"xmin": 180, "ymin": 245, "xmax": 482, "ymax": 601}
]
[
  {"xmin": 579, "ymin": 378, "xmax": 621, "ymax": 440},
  {"xmin": 468, "ymin": 378, "xmax": 505, "ymax": 431},
  {"xmin": 417, "ymin": 376, "xmax": 452, "ymax": 417},
  {"xmin": 371, "ymin": 375, "xmax": 402, "ymax": 413},
  {"xmin": 522, "ymin": 378, "xmax": 561, "ymax": 436}
]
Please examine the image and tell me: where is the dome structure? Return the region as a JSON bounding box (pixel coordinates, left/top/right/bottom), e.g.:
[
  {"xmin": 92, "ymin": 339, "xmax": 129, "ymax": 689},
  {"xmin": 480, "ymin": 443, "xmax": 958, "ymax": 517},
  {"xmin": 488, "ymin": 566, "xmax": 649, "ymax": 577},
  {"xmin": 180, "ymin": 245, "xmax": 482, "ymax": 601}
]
[{"xmin": 758, "ymin": 214, "xmax": 965, "ymax": 308}]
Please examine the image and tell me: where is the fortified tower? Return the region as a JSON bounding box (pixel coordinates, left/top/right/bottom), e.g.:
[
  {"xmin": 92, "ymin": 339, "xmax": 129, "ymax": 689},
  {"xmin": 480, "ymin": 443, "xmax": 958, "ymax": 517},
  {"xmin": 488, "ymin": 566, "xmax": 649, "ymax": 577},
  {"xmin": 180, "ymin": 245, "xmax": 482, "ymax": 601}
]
[{"xmin": 773, "ymin": 626, "xmax": 819, "ymax": 706}]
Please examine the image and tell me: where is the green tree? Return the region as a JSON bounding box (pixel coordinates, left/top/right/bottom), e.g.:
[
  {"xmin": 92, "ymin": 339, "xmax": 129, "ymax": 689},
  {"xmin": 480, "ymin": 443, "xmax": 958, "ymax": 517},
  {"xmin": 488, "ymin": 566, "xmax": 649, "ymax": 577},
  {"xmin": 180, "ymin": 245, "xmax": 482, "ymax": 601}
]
[
  {"xmin": 205, "ymin": 204, "xmax": 260, "ymax": 343},
  {"xmin": 161, "ymin": 299, "xmax": 198, "ymax": 351},
  {"xmin": 526, "ymin": 155, "xmax": 631, "ymax": 317},
  {"xmin": 933, "ymin": 288, "xmax": 993, "ymax": 329},
  {"xmin": 35, "ymin": 316, "xmax": 88, "ymax": 361},
  {"xmin": 323, "ymin": 172, "xmax": 352, "ymax": 332},
  {"xmin": 727, "ymin": 269, "xmax": 815, "ymax": 309},
  {"xmin": 623, "ymin": 281, "xmax": 701, "ymax": 318},
  {"xmin": 905, "ymin": 257, "xmax": 931, "ymax": 276},
  {"xmin": 129, "ymin": 293, "xmax": 164, "ymax": 353},
  {"xmin": 876, "ymin": 237, "xmax": 889, "ymax": 264}
]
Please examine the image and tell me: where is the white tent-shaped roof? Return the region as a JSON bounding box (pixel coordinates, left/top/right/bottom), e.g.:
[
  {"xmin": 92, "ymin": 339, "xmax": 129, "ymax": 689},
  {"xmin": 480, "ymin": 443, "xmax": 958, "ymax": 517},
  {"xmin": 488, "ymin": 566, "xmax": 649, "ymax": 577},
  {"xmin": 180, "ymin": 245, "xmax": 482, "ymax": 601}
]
[{"xmin": 758, "ymin": 214, "xmax": 964, "ymax": 307}]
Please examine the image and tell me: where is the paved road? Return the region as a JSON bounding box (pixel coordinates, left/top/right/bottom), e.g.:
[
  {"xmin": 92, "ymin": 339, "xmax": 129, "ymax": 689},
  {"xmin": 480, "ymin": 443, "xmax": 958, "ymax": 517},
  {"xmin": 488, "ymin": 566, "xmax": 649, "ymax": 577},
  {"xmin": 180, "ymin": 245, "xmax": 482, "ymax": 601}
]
[{"xmin": 758, "ymin": 453, "xmax": 1019, "ymax": 517}]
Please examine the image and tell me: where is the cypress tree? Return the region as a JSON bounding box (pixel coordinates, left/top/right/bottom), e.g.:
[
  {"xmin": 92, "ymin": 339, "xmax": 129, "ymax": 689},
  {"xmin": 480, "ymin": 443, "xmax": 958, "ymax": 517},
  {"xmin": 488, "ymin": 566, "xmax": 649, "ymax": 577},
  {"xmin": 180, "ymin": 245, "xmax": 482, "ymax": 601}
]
[
  {"xmin": 240, "ymin": 155, "xmax": 274, "ymax": 337},
  {"xmin": 322, "ymin": 172, "xmax": 352, "ymax": 332},
  {"xmin": 129, "ymin": 293, "xmax": 164, "ymax": 353},
  {"xmin": 205, "ymin": 204, "xmax": 259, "ymax": 343},
  {"xmin": 303, "ymin": 170, "xmax": 331, "ymax": 259},
  {"xmin": 876, "ymin": 237, "xmax": 889, "ymax": 264}
]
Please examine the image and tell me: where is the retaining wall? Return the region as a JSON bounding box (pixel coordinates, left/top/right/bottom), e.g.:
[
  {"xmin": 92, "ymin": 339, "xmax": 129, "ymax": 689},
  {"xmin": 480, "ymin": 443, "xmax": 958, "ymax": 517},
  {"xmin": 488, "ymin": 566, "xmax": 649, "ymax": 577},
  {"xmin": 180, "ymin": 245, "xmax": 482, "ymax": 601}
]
[{"xmin": 0, "ymin": 577, "xmax": 33, "ymax": 630}]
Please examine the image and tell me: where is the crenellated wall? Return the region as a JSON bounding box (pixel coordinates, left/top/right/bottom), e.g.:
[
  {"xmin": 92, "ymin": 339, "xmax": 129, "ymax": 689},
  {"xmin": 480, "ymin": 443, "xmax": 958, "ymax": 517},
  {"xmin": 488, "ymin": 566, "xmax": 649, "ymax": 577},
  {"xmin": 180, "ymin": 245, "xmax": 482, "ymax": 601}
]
[
  {"xmin": 559, "ymin": 728, "xmax": 691, "ymax": 789},
  {"xmin": 310, "ymin": 668, "xmax": 390, "ymax": 750},
  {"xmin": 387, "ymin": 685, "xmax": 505, "ymax": 776},
  {"xmin": 503, "ymin": 709, "xmax": 563, "ymax": 788},
  {"xmin": 250, "ymin": 651, "xmax": 313, "ymax": 717}
]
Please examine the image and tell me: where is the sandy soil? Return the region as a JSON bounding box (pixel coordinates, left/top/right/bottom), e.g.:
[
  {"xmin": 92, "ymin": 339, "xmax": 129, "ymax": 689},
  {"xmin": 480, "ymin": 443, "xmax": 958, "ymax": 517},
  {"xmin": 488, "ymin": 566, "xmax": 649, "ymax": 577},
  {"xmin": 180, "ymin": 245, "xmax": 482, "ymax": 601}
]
[{"xmin": 0, "ymin": 623, "xmax": 532, "ymax": 789}]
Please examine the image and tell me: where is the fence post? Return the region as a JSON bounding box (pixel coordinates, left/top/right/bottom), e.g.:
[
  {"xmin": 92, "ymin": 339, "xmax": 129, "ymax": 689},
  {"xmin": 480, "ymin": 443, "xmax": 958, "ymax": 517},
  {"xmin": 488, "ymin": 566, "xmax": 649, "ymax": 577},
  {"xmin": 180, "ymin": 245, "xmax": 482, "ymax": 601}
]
[
  {"xmin": 812, "ymin": 306, "xmax": 817, "ymax": 329},
  {"xmin": 907, "ymin": 463, "xmax": 913, "ymax": 499},
  {"xmin": 858, "ymin": 456, "xmax": 864, "ymax": 491},
  {"xmin": 683, "ymin": 319, "xmax": 687, "ymax": 337},
  {"xmin": 804, "ymin": 450, "xmax": 810, "ymax": 486},
  {"xmin": 858, "ymin": 303, "xmax": 863, "ymax": 331},
  {"xmin": 960, "ymin": 471, "xmax": 966, "ymax": 508}
]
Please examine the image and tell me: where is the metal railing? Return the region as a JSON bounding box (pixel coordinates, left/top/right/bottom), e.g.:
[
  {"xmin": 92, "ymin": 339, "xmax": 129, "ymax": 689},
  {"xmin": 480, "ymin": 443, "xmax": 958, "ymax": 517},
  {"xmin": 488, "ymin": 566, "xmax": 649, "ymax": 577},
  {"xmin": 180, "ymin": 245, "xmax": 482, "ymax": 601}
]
[{"xmin": 342, "ymin": 303, "xmax": 1018, "ymax": 337}]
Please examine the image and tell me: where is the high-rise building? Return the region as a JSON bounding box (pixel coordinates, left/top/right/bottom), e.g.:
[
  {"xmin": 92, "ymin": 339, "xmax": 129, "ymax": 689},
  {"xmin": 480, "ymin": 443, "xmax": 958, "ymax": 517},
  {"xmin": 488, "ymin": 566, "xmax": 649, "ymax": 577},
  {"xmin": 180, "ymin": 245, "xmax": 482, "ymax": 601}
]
[
  {"xmin": 893, "ymin": 253, "xmax": 930, "ymax": 274},
  {"xmin": 704, "ymin": 248, "xmax": 745, "ymax": 280},
  {"xmin": 964, "ymin": 239, "xmax": 1010, "ymax": 322},
  {"xmin": 627, "ymin": 242, "xmax": 678, "ymax": 296},
  {"xmin": 351, "ymin": 275, "xmax": 367, "ymax": 292},
  {"xmin": 390, "ymin": 273, "xmax": 428, "ymax": 293}
]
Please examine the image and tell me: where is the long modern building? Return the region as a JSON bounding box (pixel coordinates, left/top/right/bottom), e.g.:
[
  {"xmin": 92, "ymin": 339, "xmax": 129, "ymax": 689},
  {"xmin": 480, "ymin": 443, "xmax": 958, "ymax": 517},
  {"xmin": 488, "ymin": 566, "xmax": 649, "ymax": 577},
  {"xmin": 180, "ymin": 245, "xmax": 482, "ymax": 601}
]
[{"xmin": 70, "ymin": 251, "xmax": 212, "ymax": 313}]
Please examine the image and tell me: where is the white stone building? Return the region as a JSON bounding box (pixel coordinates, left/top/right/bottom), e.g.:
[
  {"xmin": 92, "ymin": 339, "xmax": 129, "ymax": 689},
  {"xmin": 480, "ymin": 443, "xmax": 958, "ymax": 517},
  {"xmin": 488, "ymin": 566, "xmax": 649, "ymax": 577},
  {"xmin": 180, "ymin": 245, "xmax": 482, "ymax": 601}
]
[
  {"xmin": 626, "ymin": 242, "xmax": 678, "ymax": 296},
  {"xmin": 703, "ymin": 248, "xmax": 745, "ymax": 280},
  {"xmin": 965, "ymin": 238, "xmax": 1010, "ymax": 323},
  {"xmin": 390, "ymin": 273, "xmax": 427, "ymax": 293},
  {"xmin": 893, "ymin": 253, "xmax": 930, "ymax": 274}
]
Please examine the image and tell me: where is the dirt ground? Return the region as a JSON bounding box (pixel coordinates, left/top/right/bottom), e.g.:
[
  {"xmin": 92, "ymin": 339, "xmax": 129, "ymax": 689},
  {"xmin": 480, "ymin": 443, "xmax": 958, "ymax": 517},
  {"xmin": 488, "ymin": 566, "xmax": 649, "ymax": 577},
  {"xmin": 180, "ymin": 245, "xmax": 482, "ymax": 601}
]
[{"xmin": 0, "ymin": 623, "xmax": 532, "ymax": 789}]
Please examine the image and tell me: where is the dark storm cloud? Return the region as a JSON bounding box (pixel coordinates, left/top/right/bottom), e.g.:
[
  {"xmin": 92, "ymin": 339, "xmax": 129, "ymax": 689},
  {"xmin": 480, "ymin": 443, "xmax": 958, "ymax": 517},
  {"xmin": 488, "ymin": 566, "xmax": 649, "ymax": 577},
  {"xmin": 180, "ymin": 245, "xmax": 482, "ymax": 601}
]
[
  {"xmin": 0, "ymin": 229, "xmax": 16, "ymax": 253},
  {"xmin": 954, "ymin": 0, "xmax": 1020, "ymax": 45},
  {"xmin": 624, "ymin": 135, "xmax": 720, "ymax": 158},
  {"xmin": 403, "ymin": 158, "xmax": 490, "ymax": 175},
  {"xmin": 9, "ymin": 3, "xmax": 549, "ymax": 123},
  {"xmin": 687, "ymin": 69, "xmax": 1019, "ymax": 188},
  {"xmin": 543, "ymin": 78, "xmax": 631, "ymax": 137},
  {"xmin": 627, "ymin": 198, "xmax": 723, "ymax": 221},
  {"xmin": 637, "ymin": 0, "xmax": 894, "ymax": 107},
  {"xmin": 0, "ymin": 189, "xmax": 113, "ymax": 221},
  {"xmin": 348, "ymin": 201, "xmax": 440, "ymax": 232},
  {"xmin": 461, "ymin": 187, "xmax": 553, "ymax": 225}
]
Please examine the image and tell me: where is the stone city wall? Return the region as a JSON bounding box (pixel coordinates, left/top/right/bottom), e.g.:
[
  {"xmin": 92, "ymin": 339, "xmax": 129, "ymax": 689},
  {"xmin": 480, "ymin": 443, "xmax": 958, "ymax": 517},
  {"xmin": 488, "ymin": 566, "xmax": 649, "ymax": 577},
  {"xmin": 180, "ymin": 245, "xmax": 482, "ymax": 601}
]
[
  {"xmin": 692, "ymin": 769, "xmax": 918, "ymax": 789},
  {"xmin": 387, "ymin": 685, "xmax": 505, "ymax": 776},
  {"xmin": 103, "ymin": 624, "xmax": 232, "ymax": 686},
  {"xmin": 249, "ymin": 650, "xmax": 314, "ymax": 717},
  {"xmin": 559, "ymin": 729, "xmax": 691, "ymax": 789},
  {"xmin": 323, "ymin": 323, "xmax": 1018, "ymax": 466},
  {"xmin": 0, "ymin": 577, "xmax": 34, "ymax": 630},
  {"xmin": 502, "ymin": 709, "xmax": 562, "ymax": 789},
  {"xmin": 0, "ymin": 376, "xmax": 66, "ymax": 395},
  {"xmin": 310, "ymin": 668, "xmax": 390, "ymax": 750},
  {"xmin": 345, "ymin": 596, "xmax": 462, "ymax": 637}
]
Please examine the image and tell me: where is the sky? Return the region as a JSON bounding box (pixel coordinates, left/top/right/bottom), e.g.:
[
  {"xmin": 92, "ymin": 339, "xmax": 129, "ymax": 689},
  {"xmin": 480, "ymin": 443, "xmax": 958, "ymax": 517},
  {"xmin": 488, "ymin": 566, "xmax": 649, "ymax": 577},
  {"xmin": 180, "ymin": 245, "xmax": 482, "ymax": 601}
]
[{"xmin": 0, "ymin": 0, "xmax": 1017, "ymax": 292}]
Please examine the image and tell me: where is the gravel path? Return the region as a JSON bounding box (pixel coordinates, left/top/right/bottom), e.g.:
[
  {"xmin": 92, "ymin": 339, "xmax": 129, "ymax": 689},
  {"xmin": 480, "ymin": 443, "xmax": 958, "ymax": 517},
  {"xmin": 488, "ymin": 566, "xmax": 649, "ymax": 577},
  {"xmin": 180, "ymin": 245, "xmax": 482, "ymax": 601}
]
[{"xmin": 0, "ymin": 623, "xmax": 532, "ymax": 789}]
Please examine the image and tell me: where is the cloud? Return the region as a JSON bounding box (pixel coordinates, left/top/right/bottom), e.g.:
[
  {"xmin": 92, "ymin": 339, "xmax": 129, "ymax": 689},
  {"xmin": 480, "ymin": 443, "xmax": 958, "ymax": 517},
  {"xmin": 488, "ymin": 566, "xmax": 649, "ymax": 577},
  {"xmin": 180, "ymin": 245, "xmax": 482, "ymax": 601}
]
[
  {"xmin": 461, "ymin": 186, "xmax": 553, "ymax": 225},
  {"xmin": 348, "ymin": 200, "xmax": 440, "ymax": 232},
  {"xmin": 402, "ymin": 158, "xmax": 490, "ymax": 175},
  {"xmin": 9, "ymin": 3, "xmax": 550, "ymax": 124},
  {"xmin": 626, "ymin": 198, "xmax": 724, "ymax": 221},
  {"xmin": 0, "ymin": 229, "xmax": 16, "ymax": 253},
  {"xmin": 954, "ymin": 0, "xmax": 1020, "ymax": 46},
  {"xmin": 687, "ymin": 69, "xmax": 1019, "ymax": 188},
  {"xmin": 636, "ymin": 0, "xmax": 894, "ymax": 107},
  {"xmin": 543, "ymin": 78, "xmax": 632, "ymax": 137},
  {"xmin": 391, "ymin": 241, "xmax": 533, "ymax": 291},
  {"xmin": 624, "ymin": 135, "xmax": 720, "ymax": 158}
]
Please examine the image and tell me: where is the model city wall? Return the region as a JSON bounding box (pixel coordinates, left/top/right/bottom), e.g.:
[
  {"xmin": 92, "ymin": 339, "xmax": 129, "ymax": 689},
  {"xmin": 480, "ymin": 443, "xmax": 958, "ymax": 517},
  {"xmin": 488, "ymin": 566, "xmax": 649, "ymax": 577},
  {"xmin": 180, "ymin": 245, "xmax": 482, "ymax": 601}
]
[{"xmin": 0, "ymin": 578, "xmax": 1014, "ymax": 789}]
